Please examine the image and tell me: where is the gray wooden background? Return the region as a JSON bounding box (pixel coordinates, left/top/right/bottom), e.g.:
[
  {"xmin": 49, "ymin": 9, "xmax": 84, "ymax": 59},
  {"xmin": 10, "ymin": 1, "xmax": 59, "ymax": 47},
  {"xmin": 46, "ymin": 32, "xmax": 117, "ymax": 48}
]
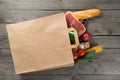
[{"xmin": 0, "ymin": 0, "xmax": 120, "ymax": 80}]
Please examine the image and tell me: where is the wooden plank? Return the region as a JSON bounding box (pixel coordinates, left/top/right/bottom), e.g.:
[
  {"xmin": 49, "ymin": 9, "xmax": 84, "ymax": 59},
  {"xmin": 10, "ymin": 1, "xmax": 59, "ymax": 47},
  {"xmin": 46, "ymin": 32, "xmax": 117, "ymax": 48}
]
[
  {"xmin": 1, "ymin": 0, "xmax": 120, "ymax": 3},
  {"xmin": 87, "ymin": 22, "xmax": 120, "ymax": 35},
  {"xmin": 72, "ymin": 75, "xmax": 120, "ymax": 80},
  {"xmin": 0, "ymin": 35, "xmax": 9, "ymax": 49},
  {"xmin": 0, "ymin": 60, "xmax": 73, "ymax": 75},
  {"xmin": 1, "ymin": 61, "xmax": 120, "ymax": 75},
  {"xmin": 0, "ymin": 49, "xmax": 120, "ymax": 62},
  {"xmin": 1, "ymin": 22, "xmax": 120, "ymax": 35},
  {"xmin": 0, "ymin": 0, "xmax": 120, "ymax": 10},
  {"xmin": 89, "ymin": 36, "xmax": 120, "ymax": 49},
  {"xmin": 0, "ymin": 75, "xmax": 72, "ymax": 80},
  {"xmin": 0, "ymin": 0, "xmax": 119, "ymax": 79},
  {"xmin": 0, "ymin": 24, "xmax": 7, "ymax": 35},
  {"xmin": 1, "ymin": 75, "xmax": 120, "ymax": 80},
  {"xmin": 0, "ymin": 35, "xmax": 120, "ymax": 48},
  {"xmin": 0, "ymin": 49, "xmax": 11, "ymax": 60},
  {"xmin": 0, "ymin": 49, "xmax": 120, "ymax": 75},
  {"xmin": 0, "ymin": 10, "xmax": 120, "ymax": 23}
]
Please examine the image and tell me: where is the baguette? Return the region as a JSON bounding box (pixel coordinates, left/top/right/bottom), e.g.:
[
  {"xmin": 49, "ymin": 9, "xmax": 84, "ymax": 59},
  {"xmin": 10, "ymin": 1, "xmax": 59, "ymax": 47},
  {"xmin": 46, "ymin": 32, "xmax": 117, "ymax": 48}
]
[{"xmin": 73, "ymin": 9, "xmax": 101, "ymax": 19}]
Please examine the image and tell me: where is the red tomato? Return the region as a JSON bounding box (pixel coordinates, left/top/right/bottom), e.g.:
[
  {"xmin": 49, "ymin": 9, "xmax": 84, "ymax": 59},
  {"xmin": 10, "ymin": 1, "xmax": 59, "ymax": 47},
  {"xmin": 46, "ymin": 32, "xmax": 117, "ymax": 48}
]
[
  {"xmin": 73, "ymin": 52, "xmax": 79, "ymax": 60},
  {"xmin": 81, "ymin": 32, "xmax": 91, "ymax": 42},
  {"xmin": 78, "ymin": 50, "xmax": 86, "ymax": 57},
  {"xmin": 73, "ymin": 55, "xmax": 78, "ymax": 60}
]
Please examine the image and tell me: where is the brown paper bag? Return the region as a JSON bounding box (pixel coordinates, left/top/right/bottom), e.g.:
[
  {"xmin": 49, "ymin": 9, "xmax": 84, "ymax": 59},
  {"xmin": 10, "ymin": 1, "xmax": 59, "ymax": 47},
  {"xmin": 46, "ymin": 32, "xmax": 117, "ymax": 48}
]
[{"xmin": 6, "ymin": 13, "xmax": 79, "ymax": 74}]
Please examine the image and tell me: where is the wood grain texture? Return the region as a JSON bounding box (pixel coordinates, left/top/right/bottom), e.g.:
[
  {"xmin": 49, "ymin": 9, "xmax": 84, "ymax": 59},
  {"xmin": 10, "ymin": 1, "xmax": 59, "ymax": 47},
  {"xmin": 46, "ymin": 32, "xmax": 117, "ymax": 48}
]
[
  {"xmin": 1, "ymin": 75, "xmax": 120, "ymax": 80},
  {"xmin": 0, "ymin": 10, "xmax": 120, "ymax": 23},
  {"xmin": 72, "ymin": 75, "xmax": 120, "ymax": 80},
  {"xmin": 88, "ymin": 22, "xmax": 120, "ymax": 35},
  {"xmin": 1, "ymin": 61, "xmax": 120, "ymax": 75},
  {"xmin": 0, "ymin": 49, "xmax": 120, "ymax": 62},
  {"xmin": 0, "ymin": 35, "xmax": 120, "ymax": 48},
  {"xmin": 0, "ymin": 49, "xmax": 120, "ymax": 75},
  {"xmin": 0, "ymin": 0, "xmax": 120, "ymax": 10},
  {"xmin": 1, "ymin": 22, "xmax": 120, "ymax": 35},
  {"xmin": 0, "ymin": 0, "xmax": 120, "ymax": 80}
]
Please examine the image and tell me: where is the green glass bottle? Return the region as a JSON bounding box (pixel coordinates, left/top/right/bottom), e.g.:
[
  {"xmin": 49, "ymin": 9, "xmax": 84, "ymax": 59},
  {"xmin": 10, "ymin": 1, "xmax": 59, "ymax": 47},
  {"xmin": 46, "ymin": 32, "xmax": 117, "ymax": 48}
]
[
  {"xmin": 69, "ymin": 31, "xmax": 75, "ymax": 42},
  {"xmin": 69, "ymin": 28, "xmax": 79, "ymax": 42}
]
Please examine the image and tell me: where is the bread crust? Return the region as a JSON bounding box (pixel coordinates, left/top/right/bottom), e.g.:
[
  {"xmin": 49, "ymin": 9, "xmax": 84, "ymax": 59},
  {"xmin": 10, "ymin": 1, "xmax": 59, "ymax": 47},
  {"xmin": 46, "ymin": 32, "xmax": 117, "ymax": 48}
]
[{"xmin": 73, "ymin": 9, "xmax": 101, "ymax": 19}]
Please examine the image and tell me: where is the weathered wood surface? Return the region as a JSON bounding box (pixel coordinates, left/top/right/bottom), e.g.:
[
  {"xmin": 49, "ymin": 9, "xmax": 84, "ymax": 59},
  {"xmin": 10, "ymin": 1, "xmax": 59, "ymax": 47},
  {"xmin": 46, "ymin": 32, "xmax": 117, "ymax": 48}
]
[
  {"xmin": 0, "ymin": 49, "xmax": 120, "ymax": 75},
  {"xmin": 0, "ymin": 0, "xmax": 120, "ymax": 80},
  {"xmin": 1, "ymin": 22, "xmax": 120, "ymax": 35},
  {"xmin": 1, "ymin": 49, "xmax": 120, "ymax": 62},
  {"xmin": 0, "ymin": 35, "xmax": 120, "ymax": 48},
  {"xmin": 1, "ymin": 75, "xmax": 120, "ymax": 80},
  {"xmin": 0, "ymin": 0, "xmax": 120, "ymax": 10},
  {"xmin": 0, "ymin": 10, "xmax": 120, "ymax": 23}
]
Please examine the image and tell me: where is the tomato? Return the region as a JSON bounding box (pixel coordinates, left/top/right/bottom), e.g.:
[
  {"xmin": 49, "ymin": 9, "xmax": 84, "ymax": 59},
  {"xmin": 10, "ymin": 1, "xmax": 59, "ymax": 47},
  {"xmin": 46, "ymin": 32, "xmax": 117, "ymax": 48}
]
[
  {"xmin": 73, "ymin": 55, "xmax": 78, "ymax": 60},
  {"xmin": 78, "ymin": 50, "xmax": 86, "ymax": 57},
  {"xmin": 73, "ymin": 51, "xmax": 79, "ymax": 60},
  {"xmin": 81, "ymin": 32, "xmax": 91, "ymax": 42}
]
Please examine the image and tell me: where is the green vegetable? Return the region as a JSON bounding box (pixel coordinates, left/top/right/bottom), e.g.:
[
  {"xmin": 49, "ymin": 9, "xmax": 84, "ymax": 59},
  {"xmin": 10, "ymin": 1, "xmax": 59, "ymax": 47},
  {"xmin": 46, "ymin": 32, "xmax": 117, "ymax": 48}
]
[
  {"xmin": 75, "ymin": 50, "xmax": 96, "ymax": 64},
  {"xmin": 75, "ymin": 57, "xmax": 92, "ymax": 64},
  {"xmin": 84, "ymin": 50, "xmax": 96, "ymax": 58}
]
